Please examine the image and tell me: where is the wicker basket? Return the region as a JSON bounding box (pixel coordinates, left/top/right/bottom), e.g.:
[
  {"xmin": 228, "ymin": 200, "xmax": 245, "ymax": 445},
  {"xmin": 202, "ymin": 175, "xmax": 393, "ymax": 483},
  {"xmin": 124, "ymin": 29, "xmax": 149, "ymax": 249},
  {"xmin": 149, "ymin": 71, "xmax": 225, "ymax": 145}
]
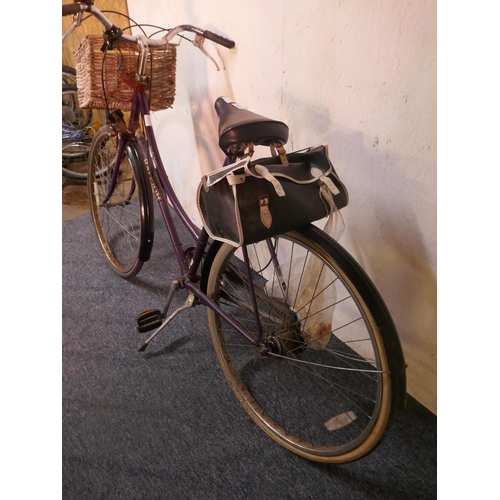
[{"xmin": 73, "ymin": 35, "xmax": 176, "ymax": 111}]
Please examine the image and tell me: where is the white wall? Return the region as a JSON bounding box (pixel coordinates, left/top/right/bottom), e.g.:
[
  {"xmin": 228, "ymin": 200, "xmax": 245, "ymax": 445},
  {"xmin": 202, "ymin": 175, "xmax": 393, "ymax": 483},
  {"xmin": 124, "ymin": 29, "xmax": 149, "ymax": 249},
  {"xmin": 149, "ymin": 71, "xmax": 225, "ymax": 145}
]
[{"xmin": 127, "ymin": 0, "xmax": 437, "ymax": 413}]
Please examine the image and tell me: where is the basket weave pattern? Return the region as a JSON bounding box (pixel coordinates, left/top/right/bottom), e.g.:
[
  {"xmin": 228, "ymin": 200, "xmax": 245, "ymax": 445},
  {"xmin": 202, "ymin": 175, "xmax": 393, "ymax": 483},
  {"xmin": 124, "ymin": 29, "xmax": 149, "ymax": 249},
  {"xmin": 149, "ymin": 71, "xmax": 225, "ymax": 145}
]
[{"xmin": 73, "ymin": 35, "xmax": 176, "ymax": 111}]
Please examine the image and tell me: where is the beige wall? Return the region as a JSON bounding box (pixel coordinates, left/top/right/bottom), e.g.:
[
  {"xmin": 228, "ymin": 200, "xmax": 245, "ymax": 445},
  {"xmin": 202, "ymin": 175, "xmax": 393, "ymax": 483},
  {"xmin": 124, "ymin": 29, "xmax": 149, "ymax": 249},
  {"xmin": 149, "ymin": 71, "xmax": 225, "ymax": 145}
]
[{"xmin": 126, "ymin": 0, "xmax": 437, "ymax": 413}]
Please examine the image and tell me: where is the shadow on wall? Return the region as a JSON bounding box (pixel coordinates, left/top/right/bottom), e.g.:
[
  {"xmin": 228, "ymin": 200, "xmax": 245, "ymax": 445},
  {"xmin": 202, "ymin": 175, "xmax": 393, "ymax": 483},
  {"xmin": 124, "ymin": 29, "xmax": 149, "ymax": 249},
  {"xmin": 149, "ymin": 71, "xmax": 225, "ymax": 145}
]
[
  {"xmin": 282, "ymin": 92, "xmax": 437, "ymax": 410},
  {"xmin": 183, "ymin": 0, "xmax": 236, "ymax": 175},
  {"xmin": 331, "ymin": 126, "xmax": 436, "ymax": 409},
  {"xmin": 185, "ymin": 62, "xmax": 234, "ymax": 174}
]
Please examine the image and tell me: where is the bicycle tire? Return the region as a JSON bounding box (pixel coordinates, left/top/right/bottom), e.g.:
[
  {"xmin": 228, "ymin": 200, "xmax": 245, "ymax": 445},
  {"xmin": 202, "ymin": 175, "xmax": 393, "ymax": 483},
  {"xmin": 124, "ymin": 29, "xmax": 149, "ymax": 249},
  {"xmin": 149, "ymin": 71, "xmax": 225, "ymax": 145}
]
[
  {"xmin": 204, "ymin": 225, "xmax": 405, "ymax": 463},
  {"xmin": 62, "ymin": 84, "xmax": 93, "ymax": 180},
  {"xmin": 62, "ymin": 65, "xmax": 77, "ymax": 85},
  {"xmin": 88, "ymin": 124, "xmax": 154, "ymax": 278}
]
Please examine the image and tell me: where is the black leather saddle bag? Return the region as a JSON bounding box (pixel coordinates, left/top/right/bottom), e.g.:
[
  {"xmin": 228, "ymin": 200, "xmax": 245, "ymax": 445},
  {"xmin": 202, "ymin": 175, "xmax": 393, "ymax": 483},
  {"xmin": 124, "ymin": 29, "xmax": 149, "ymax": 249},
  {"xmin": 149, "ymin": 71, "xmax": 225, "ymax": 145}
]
[{"xmin": 197, "ymin": 145, "xmax": 348, "ymax": 247}]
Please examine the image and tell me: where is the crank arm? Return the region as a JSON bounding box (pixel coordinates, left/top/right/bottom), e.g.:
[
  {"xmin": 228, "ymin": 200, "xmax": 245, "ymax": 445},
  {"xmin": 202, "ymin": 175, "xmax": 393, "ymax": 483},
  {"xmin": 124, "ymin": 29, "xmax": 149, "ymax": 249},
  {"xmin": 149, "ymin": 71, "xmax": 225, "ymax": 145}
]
[{"xmin": 137, "ymin": 292, "xmax": 197, "ymax": 352}]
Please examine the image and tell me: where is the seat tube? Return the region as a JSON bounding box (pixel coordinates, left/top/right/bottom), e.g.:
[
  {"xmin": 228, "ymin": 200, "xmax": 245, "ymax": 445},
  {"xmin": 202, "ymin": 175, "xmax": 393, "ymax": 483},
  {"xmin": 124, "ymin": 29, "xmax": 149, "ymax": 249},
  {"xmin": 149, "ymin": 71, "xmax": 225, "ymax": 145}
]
[{"xmin": 186, "ymin": 228, "xmax": 209, "ymax": 282}]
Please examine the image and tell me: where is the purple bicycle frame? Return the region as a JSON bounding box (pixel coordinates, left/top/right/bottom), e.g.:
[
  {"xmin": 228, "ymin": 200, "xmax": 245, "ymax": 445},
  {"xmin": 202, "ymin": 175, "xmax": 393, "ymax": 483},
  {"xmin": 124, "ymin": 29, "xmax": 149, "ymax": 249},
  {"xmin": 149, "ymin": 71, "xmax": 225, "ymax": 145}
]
[{"xmin": 111, "ymin": 88, "xmax": 263, "ymax": 347}]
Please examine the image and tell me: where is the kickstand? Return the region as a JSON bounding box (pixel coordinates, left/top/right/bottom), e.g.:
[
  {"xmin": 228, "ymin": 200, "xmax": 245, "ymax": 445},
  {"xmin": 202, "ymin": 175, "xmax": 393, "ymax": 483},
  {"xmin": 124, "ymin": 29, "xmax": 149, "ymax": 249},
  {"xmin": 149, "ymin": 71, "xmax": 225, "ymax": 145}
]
[{"xmin": 137, "ymin": 288, "xmax": 197, "ymax": 352}]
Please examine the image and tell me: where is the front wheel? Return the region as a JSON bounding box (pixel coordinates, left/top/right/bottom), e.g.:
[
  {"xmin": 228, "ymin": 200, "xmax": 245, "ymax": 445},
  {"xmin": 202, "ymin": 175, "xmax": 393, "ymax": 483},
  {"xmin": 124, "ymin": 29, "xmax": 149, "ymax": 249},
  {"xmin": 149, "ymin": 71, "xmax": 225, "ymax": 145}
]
[
  {"xmin": 88, "ymin": 124, "xmax": 154, "ymax": 278},
  {"xmin": 205, "ymin": 227, "xmax": 405, "ymax": 463}
]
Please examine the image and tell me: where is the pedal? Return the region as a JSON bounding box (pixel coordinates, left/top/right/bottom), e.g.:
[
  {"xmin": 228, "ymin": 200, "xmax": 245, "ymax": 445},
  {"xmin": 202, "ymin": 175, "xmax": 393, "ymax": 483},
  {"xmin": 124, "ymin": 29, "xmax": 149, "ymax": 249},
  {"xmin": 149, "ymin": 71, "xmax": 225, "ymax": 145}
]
[{"xmin": 135, "ymin": 309, "xmax": 163, "ymax": 333}]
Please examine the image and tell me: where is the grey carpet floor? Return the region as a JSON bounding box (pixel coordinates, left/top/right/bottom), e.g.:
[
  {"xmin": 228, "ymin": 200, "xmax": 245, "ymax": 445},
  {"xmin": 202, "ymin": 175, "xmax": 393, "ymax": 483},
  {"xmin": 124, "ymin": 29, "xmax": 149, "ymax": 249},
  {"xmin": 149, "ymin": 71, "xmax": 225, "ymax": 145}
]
[{"xmin": 62, "ymin": 210, "xmax": 436, "ymax": 499}]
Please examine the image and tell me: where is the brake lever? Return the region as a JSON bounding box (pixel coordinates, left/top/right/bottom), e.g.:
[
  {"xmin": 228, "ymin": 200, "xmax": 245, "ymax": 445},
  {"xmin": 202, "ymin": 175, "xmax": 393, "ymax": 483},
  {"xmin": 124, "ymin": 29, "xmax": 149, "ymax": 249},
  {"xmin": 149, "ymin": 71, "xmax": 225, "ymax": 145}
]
[
  {"xmin": 62, "ymin": 11, "xmax": 83, "ymax": 45},
  {"xmin": 193, "ymin": 34, "xmax": 220, "ymax": 71}
]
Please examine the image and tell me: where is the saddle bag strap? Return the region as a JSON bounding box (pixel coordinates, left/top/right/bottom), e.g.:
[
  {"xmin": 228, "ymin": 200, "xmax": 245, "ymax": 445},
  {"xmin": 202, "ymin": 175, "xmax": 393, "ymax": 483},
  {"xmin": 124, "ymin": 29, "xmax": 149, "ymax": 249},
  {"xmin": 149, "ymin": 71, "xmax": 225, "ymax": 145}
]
[
  {"xmin": 237, "ymin": 142, "xmax": 255, "ymax": 158},
  {"xmin": 254, "ymin": 164, "xmax": 286, "ymax": 196},
  {"xmin": 311, "ymin": 167, "xmax": 340, "ymax": 196},
  {"xmin": 270, "ymin": 142, "xmax": 288, "ymax": 165}
]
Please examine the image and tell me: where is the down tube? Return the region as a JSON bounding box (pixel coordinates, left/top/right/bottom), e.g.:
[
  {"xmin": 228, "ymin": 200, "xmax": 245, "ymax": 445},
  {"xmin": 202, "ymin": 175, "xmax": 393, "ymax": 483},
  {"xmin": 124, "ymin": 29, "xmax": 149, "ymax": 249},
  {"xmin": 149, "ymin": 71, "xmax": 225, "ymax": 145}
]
[
  {"xmin": 138, "ymin": 94, "xmax": 200, "ymax": 241},
  {"xmin": 131, "ymin": 133, "xmax": 188, "ymax": 274}
]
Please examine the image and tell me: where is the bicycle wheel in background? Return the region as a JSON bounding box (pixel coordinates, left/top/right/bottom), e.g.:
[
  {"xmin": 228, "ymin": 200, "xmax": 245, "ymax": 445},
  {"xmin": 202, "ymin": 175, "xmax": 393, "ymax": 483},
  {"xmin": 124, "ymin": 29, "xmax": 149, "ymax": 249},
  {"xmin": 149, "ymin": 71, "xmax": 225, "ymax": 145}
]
[
  {"xmin": 62, "ymin": 84, "xmax": 94, "ymax": 180},
  {"xmin": 88, "ymin": 124, "xmax": 154, "ymax": 278},
  {"xmin": 62, "ymin": 65, "xmax": 77, "ymax": 85},
  {"xmin": 204, "ymin": 226, "xmax": 406, "ymax": 463}
]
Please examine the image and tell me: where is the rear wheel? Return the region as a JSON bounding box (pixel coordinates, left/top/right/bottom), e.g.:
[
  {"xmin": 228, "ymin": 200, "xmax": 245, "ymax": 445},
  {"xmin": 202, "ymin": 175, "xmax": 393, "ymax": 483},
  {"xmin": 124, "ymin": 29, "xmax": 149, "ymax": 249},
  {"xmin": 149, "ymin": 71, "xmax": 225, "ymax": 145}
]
[
  {"xmin": 205, "ymin": 228, "xmax": 404, "ymax": 463},
  {"xmin": 87, "ymin": 124, "xmax": 154, "ymax": 278}
]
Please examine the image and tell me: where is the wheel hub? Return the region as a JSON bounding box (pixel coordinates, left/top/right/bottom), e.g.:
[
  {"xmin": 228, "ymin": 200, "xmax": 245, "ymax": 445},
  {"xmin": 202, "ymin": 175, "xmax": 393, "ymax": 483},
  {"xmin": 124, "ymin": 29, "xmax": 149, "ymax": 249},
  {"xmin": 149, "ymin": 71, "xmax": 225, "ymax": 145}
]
[
  {"xmin": 260, "ymin": 324, "xmax": 305, "ymax": 356},
  {"xmin": 260, "ymin": 336, "xmax": 283, "ymax": 356}
]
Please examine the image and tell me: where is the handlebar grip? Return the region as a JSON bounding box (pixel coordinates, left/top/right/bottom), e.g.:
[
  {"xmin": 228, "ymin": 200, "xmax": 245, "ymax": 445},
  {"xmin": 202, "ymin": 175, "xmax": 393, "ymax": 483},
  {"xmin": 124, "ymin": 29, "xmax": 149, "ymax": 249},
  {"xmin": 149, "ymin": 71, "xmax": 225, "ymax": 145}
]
[
  {"xmin": 202, "ymin": 30, "xmax": 235, "ymax": 49},
  {"xmin": 62, "ymin": 3, "xmax": 86, "ymax": 16}
]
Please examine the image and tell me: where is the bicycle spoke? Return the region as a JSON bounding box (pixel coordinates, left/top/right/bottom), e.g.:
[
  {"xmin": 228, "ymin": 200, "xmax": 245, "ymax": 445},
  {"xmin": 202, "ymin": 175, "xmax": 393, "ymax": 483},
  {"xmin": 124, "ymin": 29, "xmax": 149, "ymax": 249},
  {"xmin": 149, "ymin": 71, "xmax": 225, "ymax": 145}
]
[{"xmin": 207, "ymin": 229, "xmax": 396, "ymax": 462}]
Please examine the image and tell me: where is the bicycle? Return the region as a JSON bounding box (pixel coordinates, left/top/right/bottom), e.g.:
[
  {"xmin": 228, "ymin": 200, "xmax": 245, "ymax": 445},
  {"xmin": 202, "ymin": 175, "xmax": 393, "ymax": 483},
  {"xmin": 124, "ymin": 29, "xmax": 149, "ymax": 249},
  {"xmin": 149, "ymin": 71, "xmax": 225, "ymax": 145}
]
[
  {"xmin": 62, "ymin": 13, "xmax": 104, "ymax": 180},
  {"xmin": 63, "ymin": 1, "xmax": 407, "ymax": 464},
  {"xmin": 62, "ymin": 83, "xmax": 96, "ymax": 179}
]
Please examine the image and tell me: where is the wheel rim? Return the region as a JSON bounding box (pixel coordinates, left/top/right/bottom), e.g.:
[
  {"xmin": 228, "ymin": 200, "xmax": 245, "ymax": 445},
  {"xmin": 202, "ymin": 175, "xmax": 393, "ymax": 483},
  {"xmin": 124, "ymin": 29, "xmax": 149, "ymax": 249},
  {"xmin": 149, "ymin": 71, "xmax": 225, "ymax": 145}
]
[{"xmin": 207, "ymin": 233, "xmax": 392, "ymax": 462}]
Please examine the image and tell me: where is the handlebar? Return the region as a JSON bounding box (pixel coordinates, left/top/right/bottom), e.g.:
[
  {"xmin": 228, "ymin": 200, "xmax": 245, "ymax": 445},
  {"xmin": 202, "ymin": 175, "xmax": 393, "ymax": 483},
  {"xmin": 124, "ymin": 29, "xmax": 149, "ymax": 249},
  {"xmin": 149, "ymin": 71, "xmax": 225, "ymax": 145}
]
[
  {"xmin": 202, "ymin": 30, "xmax": 235, "ymax": 49},
  {"xmin": 62, "ymin": 2, "xmax": 235, "ymax": 50},
  {"xmin": 62, "ymin": 3, "xmax": 87, "ymax": 16}
]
